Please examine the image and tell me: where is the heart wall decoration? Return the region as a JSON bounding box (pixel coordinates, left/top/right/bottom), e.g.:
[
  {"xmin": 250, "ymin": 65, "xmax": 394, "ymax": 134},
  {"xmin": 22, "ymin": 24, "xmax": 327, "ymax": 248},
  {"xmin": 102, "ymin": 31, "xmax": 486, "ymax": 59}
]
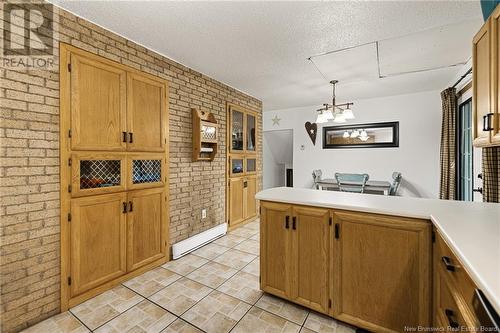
[{"xmin": 305, "ymin": 122, "xmax": 317, "ymax": 145}]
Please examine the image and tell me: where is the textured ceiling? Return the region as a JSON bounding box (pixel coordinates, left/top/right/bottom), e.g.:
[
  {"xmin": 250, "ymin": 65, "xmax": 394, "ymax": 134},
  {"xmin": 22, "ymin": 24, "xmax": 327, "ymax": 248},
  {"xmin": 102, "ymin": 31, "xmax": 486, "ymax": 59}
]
[{"xmin": 50, "ymin": 1, "xmax": 483, "ymax": 111}]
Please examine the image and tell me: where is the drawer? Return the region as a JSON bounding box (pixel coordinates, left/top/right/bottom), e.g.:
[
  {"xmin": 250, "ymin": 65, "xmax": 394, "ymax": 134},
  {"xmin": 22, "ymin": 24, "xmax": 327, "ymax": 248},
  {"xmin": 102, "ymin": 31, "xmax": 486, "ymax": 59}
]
[
  {"xmin": 435, "ymin": 270, "xmax": 468, "ymax": 330},
  {"xmin": 436, "ymin": 232, "xmax": 477, "ymax": 308},
  {"xmin": 434, "ymin": 231, "xmax": 481, "ymax": 329}
]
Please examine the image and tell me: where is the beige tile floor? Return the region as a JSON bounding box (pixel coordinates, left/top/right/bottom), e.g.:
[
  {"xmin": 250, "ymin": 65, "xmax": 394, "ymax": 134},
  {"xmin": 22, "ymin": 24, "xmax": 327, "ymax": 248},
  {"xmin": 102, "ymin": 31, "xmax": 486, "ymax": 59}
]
[{"xmin": 21, "ymin": 219, "xmax": 356, "ymax": 333}]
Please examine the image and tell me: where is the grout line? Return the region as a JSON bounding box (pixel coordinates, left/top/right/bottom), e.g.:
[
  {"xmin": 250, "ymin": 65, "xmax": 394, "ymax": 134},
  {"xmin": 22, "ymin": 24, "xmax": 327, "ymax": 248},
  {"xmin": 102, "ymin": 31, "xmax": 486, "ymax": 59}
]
[
  {"xmin": 67, "ymin": 310, "xmax": 93, "ymax": 332},
  {"xmin": 76, "ymin": 223, "xmax": 260, "ymax": 333}
]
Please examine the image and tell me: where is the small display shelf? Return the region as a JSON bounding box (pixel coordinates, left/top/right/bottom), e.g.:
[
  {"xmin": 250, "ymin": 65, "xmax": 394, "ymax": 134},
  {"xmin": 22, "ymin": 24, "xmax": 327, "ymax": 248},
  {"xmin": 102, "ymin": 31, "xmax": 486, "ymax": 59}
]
[{"xmin": 192, "ymin": 108, "xmax": 219, "ymax": 161}]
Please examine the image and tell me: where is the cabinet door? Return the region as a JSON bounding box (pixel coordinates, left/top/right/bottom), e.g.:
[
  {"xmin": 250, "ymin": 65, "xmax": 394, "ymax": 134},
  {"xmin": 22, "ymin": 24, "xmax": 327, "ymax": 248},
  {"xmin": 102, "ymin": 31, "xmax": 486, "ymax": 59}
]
[
  {"xmin": 291, "ymin": 206, "xmax": 330, "ymax": 314},
  {"xmin": 243, "ymin": 176, "xmax": 257, "ymax": 220},
  {"xmin": 229, "ymin": 177, "xmax": 245, "ymax": 225},
  {"xmin": 127, "ymin": 73, "xmax": 167, "ymax": 152},
  {"xmin": 128, "ymin": 154, "xmax": 165, "ymax": 191},
  {"xmin": 71, "ymin": 153, "xmax": 126, "ymax": 197},
  {"xmin": 246, "ymin": 113, "xmax": 257, "ymax": 152},
  {"xmin": 70, "ymin": 52, "xmax": 127, "ymax": 151},
  {"xmin": 491, "ymin": 8, "xmax": 500, "ymax": 145},
  {"xmin": 70, "ymin": 193, "xmax": 127, "ymax": 296},
  {"xmin": 127, "ymin": 188, "xmax": 166, "ymax": 271},
  {"xmin": 473, "ymin": 21, "xmax": 492, "ymax": 147},
  {"xmin": 332, "ymin": 211, "xmax": 431, "ymax": 332},
  {"xmin": 229, "ymin": 106, "xmax": 244, "ymax": 153},
  {"xmin": 260, "ymin": 201, "xmax": 293, "ymax": 299}
]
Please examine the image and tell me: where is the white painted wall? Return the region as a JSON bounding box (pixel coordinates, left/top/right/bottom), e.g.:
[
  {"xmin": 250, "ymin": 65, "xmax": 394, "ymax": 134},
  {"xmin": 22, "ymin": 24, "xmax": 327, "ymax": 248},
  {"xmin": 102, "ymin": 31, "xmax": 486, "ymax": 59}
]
[{"xmin": 263, "ymin": 90, "xmax": 442, "ymax": 198}]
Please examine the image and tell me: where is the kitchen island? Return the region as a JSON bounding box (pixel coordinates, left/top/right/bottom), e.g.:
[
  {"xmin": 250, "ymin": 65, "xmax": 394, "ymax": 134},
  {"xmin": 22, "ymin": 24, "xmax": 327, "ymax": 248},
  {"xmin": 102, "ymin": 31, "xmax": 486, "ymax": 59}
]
[{"xmin": 256, "ymin": 187, "xmax": 500, "ymax": 332}]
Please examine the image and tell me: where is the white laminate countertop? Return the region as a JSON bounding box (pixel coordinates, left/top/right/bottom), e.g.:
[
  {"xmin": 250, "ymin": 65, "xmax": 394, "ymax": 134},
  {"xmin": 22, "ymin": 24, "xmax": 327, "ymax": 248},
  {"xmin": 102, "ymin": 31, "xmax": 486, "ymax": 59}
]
[{"xmin": 256, "ymin": 187, "xmax": 500, "ymax": 313}]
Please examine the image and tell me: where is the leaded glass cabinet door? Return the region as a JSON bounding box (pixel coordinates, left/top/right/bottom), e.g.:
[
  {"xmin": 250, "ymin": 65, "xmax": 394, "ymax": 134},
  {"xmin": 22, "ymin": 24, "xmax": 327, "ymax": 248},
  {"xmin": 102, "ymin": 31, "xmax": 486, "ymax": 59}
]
[
  {"xmin": 230, "ymin": 107, "xmax": 244, "ymax": 153},
  {"xmin": 71, "ymin": 153, "xmax": 127, "ymax": 197},
  {"xmin": 127, "ymin": 154, "xmax": 165, "ymax": 190}
]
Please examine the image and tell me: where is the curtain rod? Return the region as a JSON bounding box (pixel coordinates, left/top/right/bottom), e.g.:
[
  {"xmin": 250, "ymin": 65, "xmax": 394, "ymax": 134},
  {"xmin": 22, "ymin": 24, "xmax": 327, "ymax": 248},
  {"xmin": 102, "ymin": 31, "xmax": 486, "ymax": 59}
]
[{"xmin": 452, "ymin": 67, "xmax": 472, "ymax": 89}]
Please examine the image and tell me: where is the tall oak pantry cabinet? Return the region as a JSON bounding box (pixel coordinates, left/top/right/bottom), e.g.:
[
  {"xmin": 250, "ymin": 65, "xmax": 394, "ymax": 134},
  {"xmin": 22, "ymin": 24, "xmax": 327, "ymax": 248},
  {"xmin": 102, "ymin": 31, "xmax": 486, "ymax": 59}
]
[{"xmin": 59, "ymin": 44, "xmax": 170, "ymax": 309}]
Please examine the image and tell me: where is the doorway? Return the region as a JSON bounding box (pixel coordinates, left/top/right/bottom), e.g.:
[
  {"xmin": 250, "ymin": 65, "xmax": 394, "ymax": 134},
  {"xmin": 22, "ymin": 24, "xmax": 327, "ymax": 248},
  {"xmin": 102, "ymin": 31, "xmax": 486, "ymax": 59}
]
[{"xmin": 263, "ymin": 129, "xmax": 293, "ymax": 189}]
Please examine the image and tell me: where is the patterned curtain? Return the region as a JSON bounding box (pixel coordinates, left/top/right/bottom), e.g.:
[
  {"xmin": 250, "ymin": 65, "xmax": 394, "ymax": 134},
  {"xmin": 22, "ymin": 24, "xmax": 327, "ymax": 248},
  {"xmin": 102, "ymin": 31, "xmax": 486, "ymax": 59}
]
[
  {"xmin": 439, "ymin": 88, "xmax": 457, "ymax": 200},
  {"xmin": 482, "ymin": 147, "xmax": 500, "ymax": 202}
]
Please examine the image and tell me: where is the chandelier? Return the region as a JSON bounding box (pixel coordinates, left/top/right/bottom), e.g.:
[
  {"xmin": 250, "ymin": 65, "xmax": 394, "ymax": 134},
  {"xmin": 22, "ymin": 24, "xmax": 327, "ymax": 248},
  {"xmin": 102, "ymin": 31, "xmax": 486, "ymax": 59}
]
[{"xmin": 316, "ymin": 80, "xmax": 354, "ymax": 124}]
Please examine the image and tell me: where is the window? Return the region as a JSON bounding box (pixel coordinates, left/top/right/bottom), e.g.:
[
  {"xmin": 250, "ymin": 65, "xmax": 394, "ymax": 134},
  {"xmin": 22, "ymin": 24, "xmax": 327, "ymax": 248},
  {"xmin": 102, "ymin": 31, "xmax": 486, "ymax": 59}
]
[{"xmin": 457, "ymin": 98, "xmax": 473, "ymax": 201}]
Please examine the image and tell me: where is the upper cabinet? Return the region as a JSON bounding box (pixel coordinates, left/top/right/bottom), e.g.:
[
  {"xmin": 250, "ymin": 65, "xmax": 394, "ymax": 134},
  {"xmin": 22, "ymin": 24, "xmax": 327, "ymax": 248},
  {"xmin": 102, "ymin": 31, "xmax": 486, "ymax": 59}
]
[
  {"xmin": 70, "ymin": 53, "xmax": 127, "ymax": 151},
  {"xmin": 490, "ymin": 8, "xmax": 500, "ymax": 144},
  {"xmin": 229, "ymin": 104, "xmax": 258, "ymax": 154},
  {"xmin": 69, "ymin": 50, "xmax": 168, "ymax": 152},
  {"xmin": 127, "ymin": 73, "xmax": 167, "ymax": 152},
  {"xmin": 473, "ymin": 8, "xmax": 500, "ymax": 147}
]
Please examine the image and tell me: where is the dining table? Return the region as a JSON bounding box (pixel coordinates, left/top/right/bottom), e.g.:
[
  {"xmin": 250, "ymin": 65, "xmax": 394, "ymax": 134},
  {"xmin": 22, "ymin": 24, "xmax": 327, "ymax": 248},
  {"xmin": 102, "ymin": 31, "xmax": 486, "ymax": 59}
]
[{"xmin": 315, "ymin": 178, "xmax": 392, "ymax": 195}]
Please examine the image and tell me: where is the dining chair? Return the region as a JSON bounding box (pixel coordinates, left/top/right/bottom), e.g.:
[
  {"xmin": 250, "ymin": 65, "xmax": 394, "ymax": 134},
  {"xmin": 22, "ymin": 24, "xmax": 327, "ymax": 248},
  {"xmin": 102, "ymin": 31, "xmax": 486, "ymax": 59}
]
[
  {"xmin": 334, "ymin": 173, "xmax": 369, "ymax": 193},
  {"xmin": 389, "ymin": 172, "xmax": 402, "ymax": 196},
  {"xmin": 312, "ymin": 169, "xmax": 322, "ymax": 189}
]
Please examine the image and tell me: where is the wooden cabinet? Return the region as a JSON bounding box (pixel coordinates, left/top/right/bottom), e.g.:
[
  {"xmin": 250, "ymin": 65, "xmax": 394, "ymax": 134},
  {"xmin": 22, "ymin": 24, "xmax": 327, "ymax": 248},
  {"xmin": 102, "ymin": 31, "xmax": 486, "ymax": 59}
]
[
  {"xmin": 473, "ymin": 21, "xmax": 492, "ymax": 147},
  {"xmin": 291, "ymin": 206, "xmax": 330, "ymax": 314},
  {"xmin": 229, "ymin": 177, "xmax": 245, "ymax": 224},
  {"xmin": 70, "ymin": 193, "xmax": 127, "ymax": 296},
  {"xmin": 260, "ymin": 202, "xmax": 330, "ymax": 313},
  {"xmin": 472, "ymin": 7, "xmax": 500, "ymax": 147},
  {"xmin": 490, "ymin": 7, "xmax": 500, "ymax": 144},
  {"xmin": 332, "ymin": 211, "xmax": 431, "ymax": 332},
  {"xmin": 260, "ymin": 201, "xmax": 292, "ymax": 299},
  {"xmin": 70, "ymin": 52, "xmax": 127, "ymax": 151},
  {"xmin": 127, "ymin": 188, "xmax": 166, "ymax": 271},
  {"xmin": 243, "ymin": 175, "xmax": 257, "ymax": 220},
  {"xmin": 127, "ymin": 73, "xmax": 167, "ymax": 152},
  {"xmin": 433, "ymin": 230, "xmax": 481, "ymax": 330},
  {"xmin": 227, "ymin": 103, "xmax": 260, "ymax": 228},
  {"xmin": 61, "ymin": 44, "xmax": 169, "ymax": 310}
]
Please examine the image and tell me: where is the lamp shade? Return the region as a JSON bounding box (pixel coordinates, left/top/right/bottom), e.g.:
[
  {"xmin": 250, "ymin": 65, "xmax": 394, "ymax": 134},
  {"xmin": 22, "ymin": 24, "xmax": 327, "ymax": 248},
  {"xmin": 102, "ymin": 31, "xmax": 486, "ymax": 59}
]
[
  {"xmin": 333, "ymin": 112, "xmax": 346, "ymax": 123},
  {"xmin": 316, "ymin": 112, "xmax": 328, "ymax": 124},
  {"xmin": 343, "ymin": 108, "xmax": 355, "ymax": 119}
]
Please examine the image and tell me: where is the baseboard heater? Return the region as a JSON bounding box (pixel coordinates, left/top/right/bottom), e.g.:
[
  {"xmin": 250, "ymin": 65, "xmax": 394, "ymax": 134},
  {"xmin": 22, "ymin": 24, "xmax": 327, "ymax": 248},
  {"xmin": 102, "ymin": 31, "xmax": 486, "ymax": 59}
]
[{"xmin": 171, "ymin": 223, "xmax": 227, "ymax": 259}]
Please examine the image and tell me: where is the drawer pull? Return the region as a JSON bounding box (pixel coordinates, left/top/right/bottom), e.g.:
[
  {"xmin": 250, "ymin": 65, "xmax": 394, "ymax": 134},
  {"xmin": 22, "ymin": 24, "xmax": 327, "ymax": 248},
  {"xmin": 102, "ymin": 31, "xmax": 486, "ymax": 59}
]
[
  {"xmin": 122, "ymin": 202, "xmax": 127, "ymax": 214},
  {"xmin": 445, "ymin": 309, "xmax": 459, "ymax": 328},
  {"xmin": 128, "ymin": 201, "xmax": 133, "ymax": 212},
  {"xmin": 441, "ymin": 256, "xmax": 456, "ymax": 272},
  {"xmin": 292, "ymin": 216, "xmax": 297, "ymax": 230},
  {"xmin": 285, "ymin": 216, "xmax": 290, "ymax": 229}
]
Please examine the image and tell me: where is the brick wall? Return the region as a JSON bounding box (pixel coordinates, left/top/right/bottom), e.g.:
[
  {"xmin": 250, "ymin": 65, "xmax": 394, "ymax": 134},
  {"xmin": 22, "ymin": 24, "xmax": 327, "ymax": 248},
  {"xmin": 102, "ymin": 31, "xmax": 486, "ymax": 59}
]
[{"xmin": 0, "ymin": 3, "xmax": 262, "ymax": 332}]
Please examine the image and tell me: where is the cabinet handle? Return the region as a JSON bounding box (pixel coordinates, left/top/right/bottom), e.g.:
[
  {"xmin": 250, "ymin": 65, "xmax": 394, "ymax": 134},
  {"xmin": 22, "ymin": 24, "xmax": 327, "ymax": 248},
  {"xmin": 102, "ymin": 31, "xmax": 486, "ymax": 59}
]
[
  {"xmin": 285, "ymin": 216, "xmax": 289, "ymax": 229},
  {"xmin": 122, "ymin": 202, "xmax": 127, "ymax": 214},
  {"xmin": 243, "ymin": 181, "xmax": 248, "ymax": 188},
  {"xmin": 292, "ymin": 216, "xmax": 297, "ymax": 230},
  {"xmin": 129, "ymin": 132, "xmax": 133, "ymax": 143},
  {"xmin": 122, "ymin": 131, "xmax": 128, "ymax": 143},
  {"xmin": 483, "ymin": 115, "xmax": 488, "ymax": 131},
  {"xmin": 128, "ymin": 201, "xmax": 133, "ymax": 212},
  {"xmin": 444, "ymin": 309, "xmax": 459, "ymax": 328},
  {"xmin": 486, "ymin": 113, "xmax": 494, "ymax": 131},
  {"xmin": 441, "ymin": 256, "xmax": 456, "ymax": 272}
]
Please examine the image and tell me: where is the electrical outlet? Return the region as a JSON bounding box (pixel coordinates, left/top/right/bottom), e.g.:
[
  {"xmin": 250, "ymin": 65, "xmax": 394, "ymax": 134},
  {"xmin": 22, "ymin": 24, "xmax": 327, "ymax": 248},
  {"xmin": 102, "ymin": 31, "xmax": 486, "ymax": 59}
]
[{"xmin": 201, "ymin": 209, "xmax": 207, "ymax": 219}]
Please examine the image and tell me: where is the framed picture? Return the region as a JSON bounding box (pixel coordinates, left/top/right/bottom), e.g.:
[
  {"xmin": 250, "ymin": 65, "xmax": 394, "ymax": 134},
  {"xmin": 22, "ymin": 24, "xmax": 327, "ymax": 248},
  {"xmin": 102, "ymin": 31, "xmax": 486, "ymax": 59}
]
[{"xmin": 323, "ymin": 121, "xmax": 399, "ymax": 149}]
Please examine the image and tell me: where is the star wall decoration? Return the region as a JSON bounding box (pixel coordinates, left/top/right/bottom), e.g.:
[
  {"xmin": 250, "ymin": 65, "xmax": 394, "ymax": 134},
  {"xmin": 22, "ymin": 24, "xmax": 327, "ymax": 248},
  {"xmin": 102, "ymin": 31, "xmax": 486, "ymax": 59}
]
[{"xmin": 271, "ymin": 115, "xmax": 281, "ymax": 126}]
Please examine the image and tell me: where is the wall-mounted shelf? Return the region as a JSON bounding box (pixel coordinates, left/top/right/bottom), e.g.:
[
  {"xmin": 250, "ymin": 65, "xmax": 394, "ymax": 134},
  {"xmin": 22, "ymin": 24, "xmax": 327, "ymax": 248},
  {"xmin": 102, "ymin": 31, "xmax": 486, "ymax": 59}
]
[{"xmin": 192, "ymin": 108, "xmax": 219, "ymax": 161}]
